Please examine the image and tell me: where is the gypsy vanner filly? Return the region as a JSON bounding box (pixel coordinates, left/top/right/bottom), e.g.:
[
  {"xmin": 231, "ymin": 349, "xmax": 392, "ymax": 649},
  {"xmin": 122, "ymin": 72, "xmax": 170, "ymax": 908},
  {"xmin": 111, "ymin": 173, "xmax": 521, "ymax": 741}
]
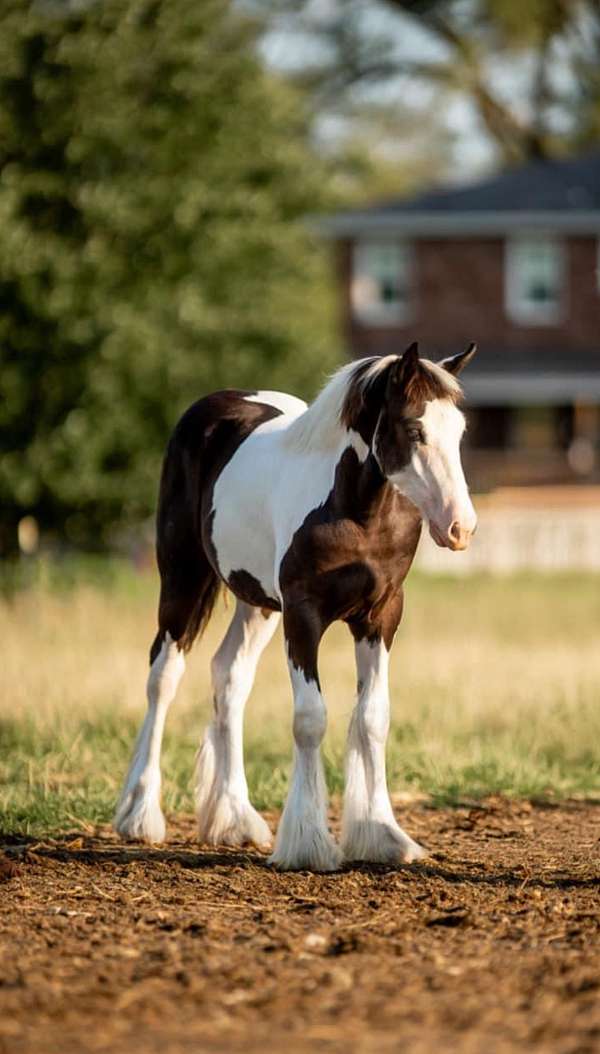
[{"xmin": 114, "ymin": 342, "xmax": 477, "ymax": 871}]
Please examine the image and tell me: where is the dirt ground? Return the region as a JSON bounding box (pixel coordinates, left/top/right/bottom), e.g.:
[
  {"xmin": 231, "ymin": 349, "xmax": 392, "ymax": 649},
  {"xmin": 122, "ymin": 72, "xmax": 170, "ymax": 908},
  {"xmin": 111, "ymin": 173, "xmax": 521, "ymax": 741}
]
[{"xmin": 1, "ymin": 799, "xmax": 599, "ymax": 1054}]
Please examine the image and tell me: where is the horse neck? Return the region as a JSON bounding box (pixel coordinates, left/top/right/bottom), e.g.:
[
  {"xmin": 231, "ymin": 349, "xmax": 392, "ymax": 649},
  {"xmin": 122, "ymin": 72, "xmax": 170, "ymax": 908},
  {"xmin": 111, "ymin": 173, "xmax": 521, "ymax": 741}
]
[{"xmin": 325, "ymin": 435, "xmax": 389, "ymax": 522}]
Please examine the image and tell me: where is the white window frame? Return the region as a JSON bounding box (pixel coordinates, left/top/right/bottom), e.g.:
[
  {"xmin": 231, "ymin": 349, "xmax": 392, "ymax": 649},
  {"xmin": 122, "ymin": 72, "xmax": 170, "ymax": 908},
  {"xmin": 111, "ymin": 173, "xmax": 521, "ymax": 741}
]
[
  {"xmin": 351, "ymin": 239, "xmax": 413, "ymax": 325},
  {"xmin": 505, "ymin": 235, "xmax": 565, "ymax": 326}
]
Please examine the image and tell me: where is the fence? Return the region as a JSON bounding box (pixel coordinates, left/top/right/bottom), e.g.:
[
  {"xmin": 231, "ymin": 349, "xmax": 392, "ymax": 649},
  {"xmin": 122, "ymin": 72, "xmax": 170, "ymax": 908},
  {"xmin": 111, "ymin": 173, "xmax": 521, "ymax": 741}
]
[{"xmin": 416, "ymin": 506, "xmax": 600, "ymax": 573}]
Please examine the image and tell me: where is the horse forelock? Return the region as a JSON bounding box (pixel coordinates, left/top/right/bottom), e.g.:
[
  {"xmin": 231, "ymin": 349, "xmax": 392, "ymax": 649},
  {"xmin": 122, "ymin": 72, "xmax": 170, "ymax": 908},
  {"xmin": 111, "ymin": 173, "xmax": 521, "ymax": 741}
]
[
  {"xmin": 282, "ymin": 353, "xmax": 462, "ymax": 454},
  {"xmin": 340, "ymin": 355, "xmax": 462, "ymax": 434},
  {"xmin": 405, "ymin": 359, "xmax": 462, "ymax": 409}
]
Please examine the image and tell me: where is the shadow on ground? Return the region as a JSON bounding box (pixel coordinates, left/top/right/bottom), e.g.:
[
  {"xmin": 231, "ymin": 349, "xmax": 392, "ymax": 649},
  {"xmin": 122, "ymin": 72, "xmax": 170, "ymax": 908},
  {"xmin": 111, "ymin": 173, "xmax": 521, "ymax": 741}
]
[{"xmin": 1, "ymin": 799, "xmax": 599, "ymax": 1054}]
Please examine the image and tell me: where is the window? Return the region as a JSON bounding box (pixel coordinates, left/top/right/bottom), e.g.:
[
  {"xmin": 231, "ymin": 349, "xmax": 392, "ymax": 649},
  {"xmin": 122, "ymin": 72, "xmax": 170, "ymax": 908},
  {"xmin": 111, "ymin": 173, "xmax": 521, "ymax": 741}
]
[
  {"xmin": 467, "ymin": 407, "xmax": 512, "ymax": 450},
  {"xmin": 351, "ymin": 240, "xmax": 412, "ymax": 324},
  {"xmin": 512, "ymin": 406, "xmax": 558, "ymax": 450},
  {"xmin": 505, "ymin": 236, "xmax": 565, "ymax": 325}
]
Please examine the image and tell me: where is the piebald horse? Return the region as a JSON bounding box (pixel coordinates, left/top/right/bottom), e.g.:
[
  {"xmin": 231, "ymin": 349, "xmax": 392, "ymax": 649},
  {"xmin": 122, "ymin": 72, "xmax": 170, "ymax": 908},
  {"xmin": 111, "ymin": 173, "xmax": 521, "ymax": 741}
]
[{"xmin": 115, "ymin": 342, "xmax": 477, "ymax": 871}]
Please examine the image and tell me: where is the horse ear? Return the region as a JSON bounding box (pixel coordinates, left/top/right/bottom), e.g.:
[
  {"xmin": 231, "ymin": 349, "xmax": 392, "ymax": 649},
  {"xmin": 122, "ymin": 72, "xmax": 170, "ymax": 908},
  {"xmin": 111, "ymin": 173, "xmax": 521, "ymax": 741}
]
[
  {"xmin": 440, "ymin": 342, "xmax": 477, "ymax": 376},
  {"xmin": 388, "ymin": 342, "xmax": 420, "ymax": 391}
]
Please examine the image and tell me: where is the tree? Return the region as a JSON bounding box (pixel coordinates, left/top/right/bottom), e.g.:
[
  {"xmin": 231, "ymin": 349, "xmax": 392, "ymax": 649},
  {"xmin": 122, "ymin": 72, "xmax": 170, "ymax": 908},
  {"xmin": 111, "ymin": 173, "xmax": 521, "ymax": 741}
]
[
  {"xmin": 258, "ymin": 0, "xmax": 600, "ymax": 169},
  {"xmin": 0, "ymin": 0, "xmax": 339, "ymax": 553}
]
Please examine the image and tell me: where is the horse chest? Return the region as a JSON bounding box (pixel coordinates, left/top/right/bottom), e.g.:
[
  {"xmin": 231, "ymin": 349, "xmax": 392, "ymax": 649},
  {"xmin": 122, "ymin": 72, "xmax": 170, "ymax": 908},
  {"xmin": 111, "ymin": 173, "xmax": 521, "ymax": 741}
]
[{"xmin": 279, "ymin": 490, "xmax": 422, "ymax": 622}]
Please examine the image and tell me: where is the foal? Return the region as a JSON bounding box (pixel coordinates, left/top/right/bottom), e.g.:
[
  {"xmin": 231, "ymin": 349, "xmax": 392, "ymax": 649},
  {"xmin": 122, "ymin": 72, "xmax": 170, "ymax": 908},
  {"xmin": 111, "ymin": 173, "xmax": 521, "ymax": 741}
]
[{"xmin": 114, "ymin": 342, "xmax": 477, "ymax": 871}]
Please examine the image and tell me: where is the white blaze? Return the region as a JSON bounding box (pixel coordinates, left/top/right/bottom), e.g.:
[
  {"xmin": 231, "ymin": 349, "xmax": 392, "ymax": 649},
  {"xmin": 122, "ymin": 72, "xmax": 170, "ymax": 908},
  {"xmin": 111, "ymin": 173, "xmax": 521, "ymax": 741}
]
[{"xmin": 389, "ymin": 399, "xmax": 476, "ymax": 547}]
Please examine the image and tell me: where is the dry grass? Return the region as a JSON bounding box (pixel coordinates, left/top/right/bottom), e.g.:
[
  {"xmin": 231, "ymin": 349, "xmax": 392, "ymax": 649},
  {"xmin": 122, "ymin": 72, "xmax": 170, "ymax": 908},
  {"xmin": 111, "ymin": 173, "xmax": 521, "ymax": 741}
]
[{"xmin": 1, "ymin": 558, "xmax": 600, "ymax": 834}]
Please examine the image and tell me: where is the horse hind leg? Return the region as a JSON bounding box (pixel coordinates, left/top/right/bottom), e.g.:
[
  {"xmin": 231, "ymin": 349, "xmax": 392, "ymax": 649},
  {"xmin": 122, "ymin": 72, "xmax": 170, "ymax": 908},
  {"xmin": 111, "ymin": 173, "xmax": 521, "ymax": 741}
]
[
  {"xmin": 114, "ymin": 629, "xmax": 185, "ymax": 842},
  {"xmin": 195, "ymin": 600, "xmax": 279, "ymax": 848},
  {"xmin": 114, "ymin": 557, "xmax": 219, "ymax": 843}
]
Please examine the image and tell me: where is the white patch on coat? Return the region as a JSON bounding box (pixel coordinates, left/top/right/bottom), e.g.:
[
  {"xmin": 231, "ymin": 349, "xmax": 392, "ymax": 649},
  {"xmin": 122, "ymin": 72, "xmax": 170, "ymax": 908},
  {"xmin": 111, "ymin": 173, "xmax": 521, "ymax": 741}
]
[
  {"xmin": 211, "ymin": 390, "xmax": 369, "ymax": 603},
  {"xmin": 269, "ymin": 660, "xmax": 341, "ymax": 872},
  {"xmin": 282, "ymin": 356, "xmax": 393, "ymax": 453},
  {"xmin": 341, "ymin": 638, "xmax": 426, "ymax": 864},
  {"xmin": 195, "ymin": 601, "xmax": 278, "ymax": 847},
  {"xmin": 114, "ymin": 633, "xmax": 185, "ymax": 843},
  {"xmin": 280, "ymin": 362, "xmax": 365, "ymax": 453},
  {"xmin": 385, "ymin": 398, "xmax": 476, "ymax": 543},
  {"xmin": 244, "ymin": 390, "xmax": 307, "ymax": 419},
  {"xmin": 346, "ymin": 429, "xmax": 370, "ymax": 461}
]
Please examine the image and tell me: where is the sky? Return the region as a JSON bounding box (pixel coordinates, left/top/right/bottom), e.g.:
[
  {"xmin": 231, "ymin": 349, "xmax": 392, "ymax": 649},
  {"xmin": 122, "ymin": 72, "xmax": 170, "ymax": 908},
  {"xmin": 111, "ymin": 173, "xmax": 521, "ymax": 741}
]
[
  {"xmin": 258, "ymin": 1, "xmax": 498, "ymax": 181},
  {"xmin": 256, "ymin": 0, "xmax": 585, "ymax": 189}
]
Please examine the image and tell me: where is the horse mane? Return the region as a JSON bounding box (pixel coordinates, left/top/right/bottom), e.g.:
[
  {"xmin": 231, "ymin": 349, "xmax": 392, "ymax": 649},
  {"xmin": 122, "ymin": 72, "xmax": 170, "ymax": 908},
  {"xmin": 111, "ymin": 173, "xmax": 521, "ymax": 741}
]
[{"xmin": 283, "ymin": 355, "xmax": 462, "ymax": 453}]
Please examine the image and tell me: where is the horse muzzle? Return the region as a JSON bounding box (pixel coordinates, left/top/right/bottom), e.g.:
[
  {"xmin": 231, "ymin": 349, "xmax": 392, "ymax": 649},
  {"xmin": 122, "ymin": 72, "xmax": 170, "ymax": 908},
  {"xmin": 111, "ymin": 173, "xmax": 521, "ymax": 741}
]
[{"xmin": 429, "ymin": 518, "xmax": 476, "ymax": 552}]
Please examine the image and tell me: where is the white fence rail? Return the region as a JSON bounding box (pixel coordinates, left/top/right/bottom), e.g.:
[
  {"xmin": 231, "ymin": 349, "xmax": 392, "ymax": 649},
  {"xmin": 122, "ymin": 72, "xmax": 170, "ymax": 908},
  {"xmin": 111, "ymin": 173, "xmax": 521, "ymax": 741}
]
[{"xmin": 416, "ymin": 508, "xmax": 600, "ymax": 573}]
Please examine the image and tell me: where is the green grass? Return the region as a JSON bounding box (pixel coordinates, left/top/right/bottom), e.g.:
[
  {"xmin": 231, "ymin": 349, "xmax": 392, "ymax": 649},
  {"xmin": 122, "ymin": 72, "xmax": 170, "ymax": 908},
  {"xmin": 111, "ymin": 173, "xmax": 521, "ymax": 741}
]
[{"xmin": 1, "ymin": 560, "xmax": 600, "ymax": 835}]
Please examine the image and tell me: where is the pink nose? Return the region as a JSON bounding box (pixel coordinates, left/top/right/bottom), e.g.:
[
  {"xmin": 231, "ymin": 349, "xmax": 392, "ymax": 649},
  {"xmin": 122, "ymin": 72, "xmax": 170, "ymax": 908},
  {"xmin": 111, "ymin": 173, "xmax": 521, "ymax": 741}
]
[{"xmin": 448, "ymin": 520, "xmax": 474, "ymax": 551}]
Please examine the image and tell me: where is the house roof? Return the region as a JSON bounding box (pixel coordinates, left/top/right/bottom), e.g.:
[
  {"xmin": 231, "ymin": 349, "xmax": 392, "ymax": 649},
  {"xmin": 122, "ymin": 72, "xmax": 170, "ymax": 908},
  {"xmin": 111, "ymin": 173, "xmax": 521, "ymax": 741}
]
[
  {"xmin": 371, "ymin": 152, "xmax": 600, "ymax": 215},
  {"xmin": 320, "ymin": 151, "xmax": 600, "ymax": 237},
  {"xmin": 460, "ymin": 351, "xmax": 600, "ymax": 406},
  {"xmin": 347, "ymin": 348, "xmax": 600, "ymax": 405}
]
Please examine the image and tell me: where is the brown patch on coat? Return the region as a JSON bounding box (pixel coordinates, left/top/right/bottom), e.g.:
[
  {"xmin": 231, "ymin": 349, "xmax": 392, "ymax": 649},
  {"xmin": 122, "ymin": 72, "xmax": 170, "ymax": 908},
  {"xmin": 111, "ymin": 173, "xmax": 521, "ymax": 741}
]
[
  {"xmin": 228, "ymin": 569, "xmax": 281, "ymax": 613},
  {"xmin": 284, "ymin": 604, "xmax": 325, "ymax": 687},
  {"xmin": 340, "ymin": 355, "xmax": 460, "ymax": 478},
  {"xmin": 280, "ymin": 447, "xmax": 422, "ymax": 673},
  {"xmin": 152, "ymin": 391, "xmax": 282, "ymax": 659},
  {"xmin": 373, "ymin": 400, "xmax": 414, "ymax": 479},
  {"xmin": 403, "ymin": 363, "xmax": 460, "ymax": 408},
  {"xmin": 339, "ymin": 359, "xmax": 391, "ymax": 445},
  {"xmin": 347, "ymin": 585, "xmax": 405, "ymax": 651},
  {"xmin": 341, "ymin": 356, "xmax": 459, "ymax": 438}
]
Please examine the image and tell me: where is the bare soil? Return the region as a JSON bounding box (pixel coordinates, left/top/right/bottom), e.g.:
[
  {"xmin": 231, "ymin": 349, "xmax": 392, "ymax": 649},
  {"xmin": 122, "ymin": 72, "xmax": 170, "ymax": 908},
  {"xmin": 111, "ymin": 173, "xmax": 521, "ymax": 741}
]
[{"xmin": 1, "ymin": 799, "xmax": 599, "ymax": 1054}]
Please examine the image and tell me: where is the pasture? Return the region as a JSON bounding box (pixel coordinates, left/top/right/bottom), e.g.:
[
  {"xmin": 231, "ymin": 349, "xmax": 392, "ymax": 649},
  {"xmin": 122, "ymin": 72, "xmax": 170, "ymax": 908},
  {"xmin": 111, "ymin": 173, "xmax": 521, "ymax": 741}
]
[{"xmin": 1, "ymin": 561, "xmax": 600, "ymax": 1052}]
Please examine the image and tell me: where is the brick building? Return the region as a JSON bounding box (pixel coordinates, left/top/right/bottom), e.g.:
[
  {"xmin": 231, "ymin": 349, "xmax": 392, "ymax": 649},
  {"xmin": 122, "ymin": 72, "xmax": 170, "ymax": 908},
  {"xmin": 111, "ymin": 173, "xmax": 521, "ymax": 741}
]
[{"xmin": 320, "ymin": 151, "xmax": 600, "ymax": 488}]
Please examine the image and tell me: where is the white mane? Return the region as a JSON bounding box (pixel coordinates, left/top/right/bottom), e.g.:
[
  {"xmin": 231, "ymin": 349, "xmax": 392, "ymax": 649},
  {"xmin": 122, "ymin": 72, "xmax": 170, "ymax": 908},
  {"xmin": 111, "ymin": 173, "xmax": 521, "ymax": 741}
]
[{"xmin": 282, "ymin": 355, "xmax": 461, "ymax": 454}]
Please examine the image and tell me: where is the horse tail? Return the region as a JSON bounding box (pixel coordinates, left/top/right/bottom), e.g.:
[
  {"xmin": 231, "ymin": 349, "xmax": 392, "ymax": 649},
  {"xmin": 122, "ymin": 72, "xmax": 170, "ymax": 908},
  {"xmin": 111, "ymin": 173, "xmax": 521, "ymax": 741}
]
[{"xmin": 151, "ymin": 420, "xmax": 222, "ymax": 664}]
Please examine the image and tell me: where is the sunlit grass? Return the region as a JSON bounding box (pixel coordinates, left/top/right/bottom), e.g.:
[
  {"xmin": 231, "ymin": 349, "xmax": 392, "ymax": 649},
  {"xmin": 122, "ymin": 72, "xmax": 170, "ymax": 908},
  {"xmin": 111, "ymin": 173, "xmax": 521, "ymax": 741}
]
[{"xmin": 1, "ymin": 559, "xmax": 600, "ymax": 834}]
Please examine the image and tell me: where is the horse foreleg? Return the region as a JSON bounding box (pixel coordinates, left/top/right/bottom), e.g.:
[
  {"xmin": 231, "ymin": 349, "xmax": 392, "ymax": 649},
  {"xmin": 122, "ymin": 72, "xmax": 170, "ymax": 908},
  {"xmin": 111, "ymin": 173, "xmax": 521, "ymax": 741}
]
[
  {"xmin": 269, "ymin": 604, "xmax": 341, "ymax": 872},
  {"xmin": 341, "ymin": 635, "xmax": 426, "ymax": 865}
]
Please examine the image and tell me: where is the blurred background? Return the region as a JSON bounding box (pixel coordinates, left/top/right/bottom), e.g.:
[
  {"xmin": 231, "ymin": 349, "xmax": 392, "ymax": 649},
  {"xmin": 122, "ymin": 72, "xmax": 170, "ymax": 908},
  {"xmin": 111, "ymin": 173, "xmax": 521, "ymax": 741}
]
[
  {"xmin": 2, "ymin": 0, "xmax": 600, "ymax": 565},
  {"xmin": 1, "ymin": 0, "xmax": 600, "ymax": 830}
]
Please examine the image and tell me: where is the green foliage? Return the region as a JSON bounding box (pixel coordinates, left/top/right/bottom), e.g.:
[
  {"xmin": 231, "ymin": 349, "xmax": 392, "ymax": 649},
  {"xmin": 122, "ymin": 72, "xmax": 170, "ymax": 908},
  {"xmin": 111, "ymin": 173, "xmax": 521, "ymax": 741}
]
[{"xmin": 0, "ymin": 0, "xmax": 339, "ymax": 552}]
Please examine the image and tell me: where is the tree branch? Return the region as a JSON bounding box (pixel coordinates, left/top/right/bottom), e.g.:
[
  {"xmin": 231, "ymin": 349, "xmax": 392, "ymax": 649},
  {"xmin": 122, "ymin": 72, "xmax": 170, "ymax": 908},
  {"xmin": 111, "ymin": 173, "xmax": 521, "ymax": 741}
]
[{"xmin": 382, "ymin": 0, "xmax": 554, "ymax": 161}]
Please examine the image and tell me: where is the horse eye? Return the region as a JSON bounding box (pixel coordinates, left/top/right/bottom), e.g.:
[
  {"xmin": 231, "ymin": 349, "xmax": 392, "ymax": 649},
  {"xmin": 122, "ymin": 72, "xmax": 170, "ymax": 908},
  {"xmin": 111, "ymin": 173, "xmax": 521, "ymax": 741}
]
[{"xmin": 407, "ymin": 426, "xmax": 424, "ymax": 444}]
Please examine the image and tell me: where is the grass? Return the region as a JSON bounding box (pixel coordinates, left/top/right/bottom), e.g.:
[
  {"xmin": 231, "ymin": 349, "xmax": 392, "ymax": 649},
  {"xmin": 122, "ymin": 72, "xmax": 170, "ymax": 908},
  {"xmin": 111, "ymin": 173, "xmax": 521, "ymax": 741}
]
[{"xmin": 1, "ymin": 557, "xmax": 600, "ymax": 835}]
